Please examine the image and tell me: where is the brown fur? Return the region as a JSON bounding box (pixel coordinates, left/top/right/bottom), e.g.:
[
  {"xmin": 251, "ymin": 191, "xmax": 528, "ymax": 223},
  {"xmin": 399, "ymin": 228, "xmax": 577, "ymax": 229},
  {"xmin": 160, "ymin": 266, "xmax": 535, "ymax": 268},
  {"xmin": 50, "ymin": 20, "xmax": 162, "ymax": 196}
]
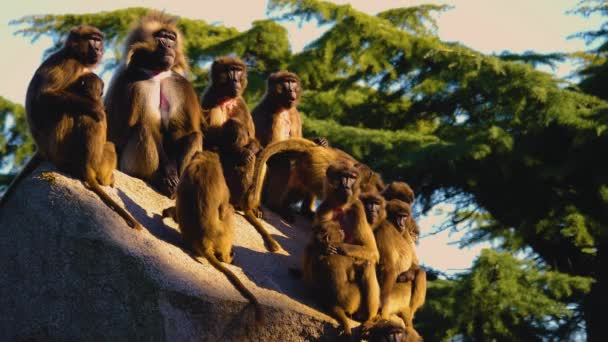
[
  {"xmin": 217, "ymin": 119, "xmax": 281, "ymax": 252},
  {"xmin": 1, "ymin": 26, "xmax": 141, "ymax": 230},
  {"xmin": 248, "ymin": 138, "xmax": 384, "ymax": 221},
  {"xmin": 383, "ymin": 182, "xmax": 419, "ymax": 241},
  {"xmin": 303, "ymin": 161, "xmax": 380, "ymax": 336},
  {"xmin": 383, "ymin": 182, "xmax": 415, "ymax": 205},
  {"xmin": 252, "ymin": 71, "xmax": 303, "ymax": 147},
  {"xmin": 361, "ymin": 319, "xmax": 423, "ymax": 342},
  {"xmin": 104, "ymin": 12, "xmax": 202, "ymax": 198},
  {"xmin": 201, "ymin": 56, "xmax": 255, "ymax": 150},
  {"xmin": 360, "ymin": 192, "xmax": 387, "ymax": 232},
  {"xmin": 374, "ymin": 200, "xmax": 425, "ymax": 328},
  {"xmin": 163, "ymin": 151, "xmax": 263, "ymax": 323},
  {"xmin": 252, "ymin": 71, "xmax": 304, "ymax": 214}
]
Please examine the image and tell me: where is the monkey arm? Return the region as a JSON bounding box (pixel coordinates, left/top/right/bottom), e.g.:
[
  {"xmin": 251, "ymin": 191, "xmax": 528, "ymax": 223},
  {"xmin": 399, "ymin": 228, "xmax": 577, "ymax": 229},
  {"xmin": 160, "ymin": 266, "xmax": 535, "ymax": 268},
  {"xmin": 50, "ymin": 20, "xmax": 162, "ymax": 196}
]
[
  {"xmin": 338, "ymin": 242, "xmax": 379, "ymax": 262},
  {"xmin": 40, "ymin": 89, "xmax": 103, "ymax": 121},
  {"xmin": 379, "ymin": 266, "xmax": 399, "ymax": 312},
  {"xmin": 338, "ymin": 201, "xmax": 379, "ymax": 262}
]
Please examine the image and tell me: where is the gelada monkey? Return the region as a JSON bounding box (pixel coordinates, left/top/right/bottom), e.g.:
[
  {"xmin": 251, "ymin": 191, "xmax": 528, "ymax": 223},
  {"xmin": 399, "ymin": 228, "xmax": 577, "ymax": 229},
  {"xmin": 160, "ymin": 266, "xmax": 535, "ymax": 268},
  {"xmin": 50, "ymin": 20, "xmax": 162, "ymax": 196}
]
[
  {"xmin": 200, "ymin": 56, "xmax": 256, "ymax": 151},
  {"xmin": 104, "ymin": 12, "xmax": 202, "ymax": 198},
  {"xmin": 251, "ymin": 71, "xmax": 328, "ymax": 215},
  {"xmin": 376, "ymin": 200, "xmax": 426, "ymax": 328},
  {"xmin": 247, "ymin": 138, "xmax": 384, "ymax": 221},
  {"xmin": 164, "ymin": 118, "xmax": 282, "ymax": 253},
  {"xmin": 162, "ymin": 151, "xmax": 263, "ymax": 323},
  {"xmin": 1, "ymin": 25, "xmax": 141, "ymax": 230},
  {"xmin": 301, "ymin": 161, "xmax": 380, "ymax": 336},
  {"xmin": 217, "ymin": 118, "xmax": 281, "ymax": 252}
]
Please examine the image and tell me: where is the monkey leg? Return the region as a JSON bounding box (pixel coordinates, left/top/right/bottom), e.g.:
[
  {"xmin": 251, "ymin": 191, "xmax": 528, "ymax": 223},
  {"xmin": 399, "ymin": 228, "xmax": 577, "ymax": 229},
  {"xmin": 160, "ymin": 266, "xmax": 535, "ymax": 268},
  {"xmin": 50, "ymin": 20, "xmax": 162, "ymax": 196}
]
[
  {"xmin": 359, "ymin": 261, "xmax": 380, "ymax": 322},
  {"xmin": 119, "ymin": 125, "xmax": 160, "ymax": 181},
  {"xmin": 262, "ymin": 156, "xmax": 291, "ymax": 209},
  {"xmin": 409, "ymin": 268, "xmax": 427, "ymax": 322},
  {"xmin": 331, "ymin": 306, "xmax": 353, "ymax": 337},
  {"xmin": 97, "ymin": 142, "xmax": 117, "ymax": 186}
]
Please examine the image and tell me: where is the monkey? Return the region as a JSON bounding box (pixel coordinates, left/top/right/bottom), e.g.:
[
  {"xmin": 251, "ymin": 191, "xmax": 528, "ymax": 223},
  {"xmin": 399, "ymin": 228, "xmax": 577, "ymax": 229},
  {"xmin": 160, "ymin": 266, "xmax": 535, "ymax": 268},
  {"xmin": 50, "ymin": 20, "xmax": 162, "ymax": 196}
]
[
  {"xmin": 161, "ymin": 151, "xmax": 263, "ymax": 323},
  {"xmin": 215, "ymin": 118, "xmax": 282, "ymax": 252},
  {"xmin": 360, "ymin": 192, "xmax": 387, "ymax": 232},
  {"xmin": 247, "ymin": 138, "xmax": 385, "ymax": 222},
  {"xmin": 163, "ymin": 117, "xmax": 282, "ymax": 253},
  {"xmin": 251, "ymin": 71, "xmax": 331, "ymax": 216},
  {"xmin": 382, "ymin": 182, "xmax": 419, "ymax": 241},
  {"xmin": 374, "ymin": 199, "xmax": 426, "ymax": 328},
  {"xmin": 382, "ymin": 181, "xmax": 415, "ymax": 206},
  {"xmin": 201, "ymin": 56, "xmax": 256, "ymax": 151},
  {"xmin": 0, "ymin": 25, "xmax": 142, "ymax": 230},
  {"xmin": 252, "ymin": 71, "xmax": 304, "ymax": 147},
  {"xmin": 361, "ymin": 319, "xmax": 422, "ymax": 342},
  {"xmin": 301, "ymin": 161, "xmax": 380, "ymax": 337},
  {"xmin": 104, "ymin": 12, "xmax": 202, "ymax": 199}
]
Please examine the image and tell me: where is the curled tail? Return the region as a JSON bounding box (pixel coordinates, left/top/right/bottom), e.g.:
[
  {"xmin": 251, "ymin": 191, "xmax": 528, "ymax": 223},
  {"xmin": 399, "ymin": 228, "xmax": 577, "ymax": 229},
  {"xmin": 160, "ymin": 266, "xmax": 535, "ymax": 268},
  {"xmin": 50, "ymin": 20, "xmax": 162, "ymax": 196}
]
[
  {"xmin": 248, "ymin": 138, "xmax": 318, "ymax": 210},
  {"xmin": 410, "ymin": 267, "xmax": 427, "ymax": 319},
  {"xmin": 243, "ymin": 210, "xmax": 281, "ymax": 253},
  {"xmin": 85, "ymin": 171, "xmax": 143, "ymax": 231},
  {"xmin": 203, "ymin": 250, "xmax": 265, "ymax": 324}
]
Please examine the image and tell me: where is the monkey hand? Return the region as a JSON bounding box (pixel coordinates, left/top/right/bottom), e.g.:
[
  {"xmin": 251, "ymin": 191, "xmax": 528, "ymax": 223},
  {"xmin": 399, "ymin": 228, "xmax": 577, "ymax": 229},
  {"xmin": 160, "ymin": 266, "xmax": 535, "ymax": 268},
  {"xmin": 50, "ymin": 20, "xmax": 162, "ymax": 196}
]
[
  {"xmin": 324, "ymin": 243, "xmax": 339, "ymax": 255},
  {"xmin": 240, "ymin": 149, "xmax": 255, "ymax": 165},
  {"xmin": 159, "ymin": 164, "xmax": 179, "ymax": 198},
  {"xmin": 396, "ymin": 269, "xmax": 415, "ymax": 283},
  {"xmin": 312, "ymin": 137, "xmax": 329, "ymax": 147},
  {"xmin": 85, "ymin": 101, "xmax": 106, "ymax": 122}
]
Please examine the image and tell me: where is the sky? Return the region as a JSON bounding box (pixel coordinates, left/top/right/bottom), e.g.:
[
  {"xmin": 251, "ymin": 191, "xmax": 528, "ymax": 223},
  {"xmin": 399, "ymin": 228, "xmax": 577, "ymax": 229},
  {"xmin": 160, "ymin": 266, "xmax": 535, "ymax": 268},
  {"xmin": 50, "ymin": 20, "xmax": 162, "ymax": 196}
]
[{"xmin": 1, "ymin": 0, "xmax": 604, "ymax": 274}]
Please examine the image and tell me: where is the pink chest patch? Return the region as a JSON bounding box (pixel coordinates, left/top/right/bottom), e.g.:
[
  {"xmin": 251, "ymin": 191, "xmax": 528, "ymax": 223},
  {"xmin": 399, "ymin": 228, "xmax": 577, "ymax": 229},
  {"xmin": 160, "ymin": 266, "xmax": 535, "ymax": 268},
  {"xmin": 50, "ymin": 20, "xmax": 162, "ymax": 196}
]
[
  {"xmin": 333, "ymin": 209, "xmax": 354, "ymax": 243},
  {"xmin": 220, "ymin": 98, "xmax": 238, "ymax": 118}
]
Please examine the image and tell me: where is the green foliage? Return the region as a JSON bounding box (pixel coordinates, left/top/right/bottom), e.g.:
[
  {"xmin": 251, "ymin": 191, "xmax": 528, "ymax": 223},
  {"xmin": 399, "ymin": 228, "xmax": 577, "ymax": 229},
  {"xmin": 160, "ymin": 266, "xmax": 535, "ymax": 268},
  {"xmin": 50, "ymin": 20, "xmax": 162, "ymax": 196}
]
[
  {"xmin": 447, "ymin": 250, "xmax": 591, "ymax": 341},
  {"xmin": 0, "ymin": 97, "xmax": 34, "ymax": 187}
]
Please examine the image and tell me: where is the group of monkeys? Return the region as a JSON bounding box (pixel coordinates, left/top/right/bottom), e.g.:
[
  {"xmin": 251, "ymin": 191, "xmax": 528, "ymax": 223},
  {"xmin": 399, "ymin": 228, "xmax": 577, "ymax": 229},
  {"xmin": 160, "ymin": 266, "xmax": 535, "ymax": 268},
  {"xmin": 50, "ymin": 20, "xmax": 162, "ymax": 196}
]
[{"xmin": 0, "ymin": 12, "xmax": 426, "ymax": 341}]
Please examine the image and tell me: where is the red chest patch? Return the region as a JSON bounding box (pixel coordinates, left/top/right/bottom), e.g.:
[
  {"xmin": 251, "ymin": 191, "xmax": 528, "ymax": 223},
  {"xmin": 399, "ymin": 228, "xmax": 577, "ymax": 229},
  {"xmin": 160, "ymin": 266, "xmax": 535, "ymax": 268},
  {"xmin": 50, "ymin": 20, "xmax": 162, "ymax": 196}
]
[
  {"xmin": 220, "ymin": 98, "xmax": 238, "ymax": 117},
  {"xmin": 333, "ymin": 208, "xmax": 354, "ymax": 243}
]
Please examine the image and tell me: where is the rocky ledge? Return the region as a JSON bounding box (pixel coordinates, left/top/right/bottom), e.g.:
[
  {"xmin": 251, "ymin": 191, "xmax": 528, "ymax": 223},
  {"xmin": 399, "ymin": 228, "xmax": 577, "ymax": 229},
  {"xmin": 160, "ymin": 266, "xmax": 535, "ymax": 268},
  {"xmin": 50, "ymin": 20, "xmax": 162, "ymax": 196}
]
[{"xmin": 0, "ymin": 163, "xmax": 341, "ymax": 341}]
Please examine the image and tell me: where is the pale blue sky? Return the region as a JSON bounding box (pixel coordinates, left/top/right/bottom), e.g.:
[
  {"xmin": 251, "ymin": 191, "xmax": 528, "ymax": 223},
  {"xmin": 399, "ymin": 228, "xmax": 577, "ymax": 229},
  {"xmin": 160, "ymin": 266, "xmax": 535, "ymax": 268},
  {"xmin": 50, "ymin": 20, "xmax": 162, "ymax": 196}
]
[{"xmin": 1, "ymin": 0, "xmax": 603, "ymax": 274}]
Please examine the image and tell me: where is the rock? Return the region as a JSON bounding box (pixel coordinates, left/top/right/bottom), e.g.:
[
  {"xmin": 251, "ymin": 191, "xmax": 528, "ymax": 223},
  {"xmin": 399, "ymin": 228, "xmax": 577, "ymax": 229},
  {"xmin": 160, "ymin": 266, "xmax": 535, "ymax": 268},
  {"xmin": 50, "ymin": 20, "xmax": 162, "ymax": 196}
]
[{"xmin": 0, "ymin": 163, "xmax": 340, "ymax": 341}]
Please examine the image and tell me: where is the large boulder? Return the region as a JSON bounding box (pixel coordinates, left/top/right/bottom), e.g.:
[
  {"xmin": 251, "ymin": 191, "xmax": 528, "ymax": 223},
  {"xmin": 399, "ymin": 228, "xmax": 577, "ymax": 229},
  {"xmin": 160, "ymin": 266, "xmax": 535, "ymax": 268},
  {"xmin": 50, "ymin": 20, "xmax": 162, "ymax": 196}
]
[{"xmin": 0, "ymin": 163, "xmax": 340, "ymax": 341}]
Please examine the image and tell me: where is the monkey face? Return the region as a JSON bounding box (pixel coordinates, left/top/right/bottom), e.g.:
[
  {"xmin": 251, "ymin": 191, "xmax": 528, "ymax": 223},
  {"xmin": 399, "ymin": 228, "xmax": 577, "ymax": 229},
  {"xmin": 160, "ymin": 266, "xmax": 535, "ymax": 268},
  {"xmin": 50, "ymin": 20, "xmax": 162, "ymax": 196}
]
[
  {"xmin": 72, "ymin": 74, "xmax": 104, "ymax": 100},
  {"xmin": 152, "ymin": 29, "xmax": 177, "ymax": 70},
  {"xmin": 68, "ymin": 28, "xmax": 104, "ymax": 66},
  {"xmin": 391, "ymin": 212, "xmax": 410, "ymax": 233},
  {"xmin": 327, "ymin": 167, "xmax": 359, "ymax": 203},
  {"xmin": 274, "ymin": 77, "xmax": 300, "ymax": 107},
  {"xmin": 218, "ymin": 64, "xmax": 246, "ymax": 97},
  {"xmin": 363, "ymin": 198, "xmax": 383, "ymax": 226}
]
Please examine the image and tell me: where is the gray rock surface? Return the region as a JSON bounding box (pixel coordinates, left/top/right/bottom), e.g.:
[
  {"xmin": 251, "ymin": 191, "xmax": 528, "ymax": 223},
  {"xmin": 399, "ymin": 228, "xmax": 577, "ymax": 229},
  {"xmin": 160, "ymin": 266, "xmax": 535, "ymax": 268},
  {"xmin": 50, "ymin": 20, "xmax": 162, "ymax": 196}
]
[{"xmin": 0, "ymin": 163, "xmax": 341, "ymax": 341}]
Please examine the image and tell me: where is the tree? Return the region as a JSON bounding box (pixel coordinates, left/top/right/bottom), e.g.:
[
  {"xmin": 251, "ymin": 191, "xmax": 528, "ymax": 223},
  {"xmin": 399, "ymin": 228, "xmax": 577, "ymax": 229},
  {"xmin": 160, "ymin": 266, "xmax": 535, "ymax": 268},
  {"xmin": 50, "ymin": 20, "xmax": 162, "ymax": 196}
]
[{"xmin": 5, "ymin": 2, "xmax": 607, "ymax": 339}]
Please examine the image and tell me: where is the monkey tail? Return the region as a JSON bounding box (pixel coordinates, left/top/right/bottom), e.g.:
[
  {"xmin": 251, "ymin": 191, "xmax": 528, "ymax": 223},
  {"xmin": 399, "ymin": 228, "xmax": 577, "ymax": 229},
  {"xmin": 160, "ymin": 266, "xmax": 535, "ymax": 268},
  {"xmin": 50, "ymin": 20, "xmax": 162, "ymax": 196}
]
[
  {"xmin": 409, "ymin": 267, "xmax": 427, "ymax": 318},
  {"xmin": 0, "ymin": 152, "xmax": 43, "ymax": 208},
  {"xmin": 203, "ymin": 250, "xmax": 265, "ymax": 324},
  {"xmin": 85, "ymin": 172, "xmax": 143, "ymax": 231},
  {"xmin": 248, "ymin": 138, "xmax": 318, "ymax": 210},
  {"xmin": 243, "ymin": 210, "xmax": 282, "ymax": 253}
]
